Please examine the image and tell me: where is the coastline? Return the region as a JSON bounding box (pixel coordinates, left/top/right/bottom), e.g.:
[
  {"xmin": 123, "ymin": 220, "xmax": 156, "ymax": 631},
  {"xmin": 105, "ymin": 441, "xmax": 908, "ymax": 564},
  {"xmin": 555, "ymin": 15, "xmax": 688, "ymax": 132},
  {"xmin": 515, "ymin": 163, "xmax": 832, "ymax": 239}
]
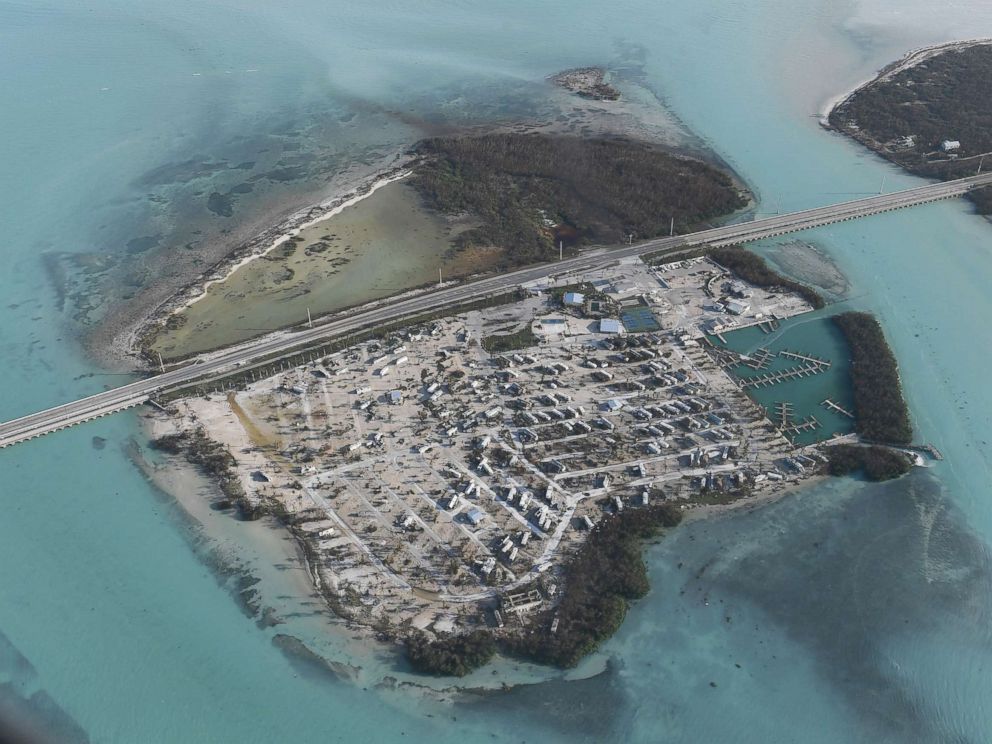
[
  {"xmin": 126, "ymin": 162, "xmax": 417, "ymax": 367},
  {"xmin": 817, "ymin": 37, "xmax": 992, "ymax": 126},
  {"xmin": 170, "ymin": 169, "xmax": 414, "ymax": 321}
]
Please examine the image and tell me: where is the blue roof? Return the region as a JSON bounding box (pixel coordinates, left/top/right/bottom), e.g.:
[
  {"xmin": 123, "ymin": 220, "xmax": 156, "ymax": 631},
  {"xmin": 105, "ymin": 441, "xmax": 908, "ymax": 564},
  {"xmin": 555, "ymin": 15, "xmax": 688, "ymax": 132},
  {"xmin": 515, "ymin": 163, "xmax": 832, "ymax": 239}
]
[
  {"xmin": 563, "ymin": 292, "xmax": 585, "ymax": 305},
  {"xmin": 599, "ymin": 319, "xmax": 625, "ymax": 334},
  {"xmin": 466, "ymin": 507, "xmax": 485, "ymax": 525}
]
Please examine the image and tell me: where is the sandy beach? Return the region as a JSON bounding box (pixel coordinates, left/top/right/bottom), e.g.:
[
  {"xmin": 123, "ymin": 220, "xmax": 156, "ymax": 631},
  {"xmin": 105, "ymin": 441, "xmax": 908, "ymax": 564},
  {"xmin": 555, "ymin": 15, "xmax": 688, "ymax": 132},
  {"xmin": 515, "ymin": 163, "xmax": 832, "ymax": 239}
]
[{"xmin": 818, "ymin": 37, "xmax": 992, "ymax": 125}]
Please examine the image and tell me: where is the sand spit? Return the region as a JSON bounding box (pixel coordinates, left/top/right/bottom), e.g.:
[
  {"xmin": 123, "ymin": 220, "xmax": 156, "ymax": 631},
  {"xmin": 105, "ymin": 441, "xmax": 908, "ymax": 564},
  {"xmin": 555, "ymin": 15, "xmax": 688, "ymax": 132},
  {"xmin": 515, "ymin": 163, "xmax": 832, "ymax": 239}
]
[
  {"xmin": 171, "ymin": 169, "xmax": 413, "ymax": 320},
  {"xmin": 96, "ymin": 153, "xmax": 416, "ymax": 370},
  {"xmin": 819, "ymin": 38, "xmax": 992, "ymax": 126}
]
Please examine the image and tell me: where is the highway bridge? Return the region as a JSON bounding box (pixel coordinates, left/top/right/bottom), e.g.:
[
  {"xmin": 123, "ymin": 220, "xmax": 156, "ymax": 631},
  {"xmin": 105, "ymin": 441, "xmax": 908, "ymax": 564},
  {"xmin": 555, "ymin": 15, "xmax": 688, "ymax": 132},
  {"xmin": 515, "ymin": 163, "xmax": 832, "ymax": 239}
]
[{"xmin": 2, "ymin": 172, "xmax": 990, "ymax": 449}]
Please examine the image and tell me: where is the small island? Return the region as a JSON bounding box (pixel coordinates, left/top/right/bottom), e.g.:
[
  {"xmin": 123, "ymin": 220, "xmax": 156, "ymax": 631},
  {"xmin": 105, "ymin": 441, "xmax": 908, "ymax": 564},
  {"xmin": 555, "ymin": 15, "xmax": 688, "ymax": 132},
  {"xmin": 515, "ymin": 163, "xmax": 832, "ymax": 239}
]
[
  {"xmin": 549, "ymin": 67, "xmax": 621, "ymax": 101},
  {"xmin": 827, "ymin": 40, "xmax": 992, "ymax": 213}
]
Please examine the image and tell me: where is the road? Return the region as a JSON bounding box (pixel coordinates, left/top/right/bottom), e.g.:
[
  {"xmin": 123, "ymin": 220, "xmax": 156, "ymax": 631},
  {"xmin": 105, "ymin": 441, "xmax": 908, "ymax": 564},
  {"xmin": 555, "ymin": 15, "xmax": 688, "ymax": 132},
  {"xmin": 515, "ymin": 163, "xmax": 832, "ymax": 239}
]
[{"xmin": 2, "ymin": 172, "xmax": 990, "ymax": 448}]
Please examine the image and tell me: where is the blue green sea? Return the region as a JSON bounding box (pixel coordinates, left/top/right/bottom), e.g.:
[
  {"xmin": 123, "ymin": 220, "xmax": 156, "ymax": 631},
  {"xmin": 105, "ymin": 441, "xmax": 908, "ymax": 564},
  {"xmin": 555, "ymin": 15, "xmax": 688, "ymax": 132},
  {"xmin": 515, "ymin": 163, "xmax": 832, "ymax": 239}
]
[{"xmin": 2, "ymin": 1, "xmax": 992, "ymax": 742}]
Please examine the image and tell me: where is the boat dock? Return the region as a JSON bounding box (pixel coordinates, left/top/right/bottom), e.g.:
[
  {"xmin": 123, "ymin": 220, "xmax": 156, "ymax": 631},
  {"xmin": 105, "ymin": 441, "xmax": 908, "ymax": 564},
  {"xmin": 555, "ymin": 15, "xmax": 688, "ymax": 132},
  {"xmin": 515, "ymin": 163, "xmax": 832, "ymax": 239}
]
[
  {"xmin": 774, "ymin": 401, "xmax": 794, "ymax": 429},
  {"xmin": 820, "ymin": 398, "xmax": 854, "ymax": 418},
  {"xmin": 741, "ymin": 363, "xmax": 827, "ymax": 389},
  {"xmin": 781, "ymin": 416, "xmax": 821, "ymax": 438},
  {"xmin": 780, "ymin": 350, "xmax": 831, "ymax": 369},
  {"xmin": 744, "ymin": 348, "xmax": 775, "ymax": 370}
]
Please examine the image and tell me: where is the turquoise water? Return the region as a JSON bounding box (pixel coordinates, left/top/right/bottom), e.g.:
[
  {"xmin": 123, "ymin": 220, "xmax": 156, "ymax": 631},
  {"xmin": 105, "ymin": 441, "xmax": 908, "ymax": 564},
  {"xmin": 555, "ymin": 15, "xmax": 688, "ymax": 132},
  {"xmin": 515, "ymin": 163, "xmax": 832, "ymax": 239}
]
[
  {"xmin": 715, "ymin": 315, "xmax": 857, "ymax": 445},
  {"xmin": 2, "ymin": 1, "xmax": 992, "ymax": 742}
]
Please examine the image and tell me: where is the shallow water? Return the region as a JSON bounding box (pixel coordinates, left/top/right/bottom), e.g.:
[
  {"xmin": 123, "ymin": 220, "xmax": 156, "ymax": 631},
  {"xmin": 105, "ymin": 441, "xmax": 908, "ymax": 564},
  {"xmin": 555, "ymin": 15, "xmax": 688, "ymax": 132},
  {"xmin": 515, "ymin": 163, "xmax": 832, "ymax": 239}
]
[{"xmin": 2, "ymin": 1, "xmax": 992, "ymax": 742}]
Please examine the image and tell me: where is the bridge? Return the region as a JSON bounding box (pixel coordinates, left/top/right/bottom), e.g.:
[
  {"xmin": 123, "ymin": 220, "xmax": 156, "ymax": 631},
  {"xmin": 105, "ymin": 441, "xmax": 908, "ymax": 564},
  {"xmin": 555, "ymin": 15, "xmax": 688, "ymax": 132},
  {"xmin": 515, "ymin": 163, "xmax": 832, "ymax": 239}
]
[{"xmin": 2, "ymin": 172, "xmax": 990, "ymax": 449}]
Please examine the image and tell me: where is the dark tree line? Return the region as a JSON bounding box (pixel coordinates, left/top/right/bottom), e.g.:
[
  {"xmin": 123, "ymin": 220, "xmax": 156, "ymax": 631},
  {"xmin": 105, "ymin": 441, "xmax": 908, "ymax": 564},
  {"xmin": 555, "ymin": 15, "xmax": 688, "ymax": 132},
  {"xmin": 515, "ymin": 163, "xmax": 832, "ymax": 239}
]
[
  {"xmin": 412, "ymin": 133, "xmax": 747, "ymax": 268},
  {"xmin": 405, "ymin": 630, "xmax": 496, "ymax": 677},
  {"xmin": 830, "ymin": 44, "xmax": 992, "ymax": 214},
  {"xmin": 707, "ymin": 247, "xmax": 825, "ymax": 309},
  {"xmin": 825, "ymin": 444, "xmax": 912, "ymax": 481},
  {"xmin": 503, "ymin": 503, "xmax": 683, "ymax": 669},
  {"xmin": 832, "ymin": 312, "xmax": 913, "ymax": 444}
]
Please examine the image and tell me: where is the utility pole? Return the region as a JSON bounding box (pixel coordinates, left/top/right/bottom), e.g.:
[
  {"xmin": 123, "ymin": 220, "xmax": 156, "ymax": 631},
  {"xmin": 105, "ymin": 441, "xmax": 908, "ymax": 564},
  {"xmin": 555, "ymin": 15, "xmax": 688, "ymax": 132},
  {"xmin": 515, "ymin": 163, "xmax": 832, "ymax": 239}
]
[
  {"xmin": 157, "ymin": 352, "xmax": 165, "ymax": 374},
  {"xmin": 559, "ymin": 240, "xmax": 563, "ymax": 261},
  {"xmin": 979, "ymin": 156, "xmax": 985, "ymax": 175},
  {"xmin": 879, "ymin": 175, "xmax": 886, "ymax": 195},
  {"xmin": 438, "ymin": 267, "xmax": 443, "ymax": 286},
  {"xmin": 307, "ymin": 307, "xmax": 313, "ymax": 328},
  {"xmin": 670, "ymin": 217, "xmax": 675, "ymax": 237}
]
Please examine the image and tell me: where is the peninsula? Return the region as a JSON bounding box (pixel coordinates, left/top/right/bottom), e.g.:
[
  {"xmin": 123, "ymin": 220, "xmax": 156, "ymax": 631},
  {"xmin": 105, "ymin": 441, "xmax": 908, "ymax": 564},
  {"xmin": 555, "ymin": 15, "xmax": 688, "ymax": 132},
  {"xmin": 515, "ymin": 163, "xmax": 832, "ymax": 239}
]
[{"xmin": 827, "ymin": 39, "xmax": 992, "ymax": 213}]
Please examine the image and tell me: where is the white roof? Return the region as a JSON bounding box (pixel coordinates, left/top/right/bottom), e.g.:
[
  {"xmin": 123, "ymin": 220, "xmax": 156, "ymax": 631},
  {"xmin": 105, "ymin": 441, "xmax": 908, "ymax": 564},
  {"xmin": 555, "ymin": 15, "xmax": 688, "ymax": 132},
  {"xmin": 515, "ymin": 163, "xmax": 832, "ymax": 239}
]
[
  {"xmin": 563, "ymin": 292, "xmax": 585, "ymax": 305},
  {"xmin": 599, "ymin": 318, "xmax": 625, "ymax": 334}
]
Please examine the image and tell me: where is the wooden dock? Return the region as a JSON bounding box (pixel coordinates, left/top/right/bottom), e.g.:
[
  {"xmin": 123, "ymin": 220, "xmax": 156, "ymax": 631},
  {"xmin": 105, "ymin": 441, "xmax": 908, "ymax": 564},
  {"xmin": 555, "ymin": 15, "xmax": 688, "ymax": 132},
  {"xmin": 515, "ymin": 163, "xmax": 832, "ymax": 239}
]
[
  {"xmin": 780, "ymin": 350, "xmax": 832, "ymax": 368},
  {"xmin": 741, "ymin": 363, "xmax": 827, "ymax": 389},
  {"xmin": 781, "ymin": 416, "xmax": 821, "ymax": 438},
  {"xmin": 744, "ymin": 348, "xmax": 775, "ymax": 370},
  {"xmin": 774, "ymin": 401, "xmax": 794, "ymax": 429},
  {"xmin": 821, "ymin": 398, "xmax": 854, "ymax": 418}
]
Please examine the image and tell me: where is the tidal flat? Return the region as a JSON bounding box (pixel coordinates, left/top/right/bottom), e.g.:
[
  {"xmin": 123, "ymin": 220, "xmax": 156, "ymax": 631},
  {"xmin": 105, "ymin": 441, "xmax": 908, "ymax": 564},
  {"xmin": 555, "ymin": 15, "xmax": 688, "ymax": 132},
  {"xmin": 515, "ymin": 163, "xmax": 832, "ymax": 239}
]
[{"xmin": 151, "ymin": 181, "xmax": 487, "ymax": 359}]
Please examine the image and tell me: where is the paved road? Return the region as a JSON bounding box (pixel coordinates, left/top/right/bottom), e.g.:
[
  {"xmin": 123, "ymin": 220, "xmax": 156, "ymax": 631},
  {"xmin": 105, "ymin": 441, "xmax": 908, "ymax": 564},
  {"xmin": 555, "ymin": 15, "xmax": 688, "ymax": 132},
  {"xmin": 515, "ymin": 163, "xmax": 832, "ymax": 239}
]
[{"xmin": 3, "ymin": 172, "xmax": 991, "ymax": 448}]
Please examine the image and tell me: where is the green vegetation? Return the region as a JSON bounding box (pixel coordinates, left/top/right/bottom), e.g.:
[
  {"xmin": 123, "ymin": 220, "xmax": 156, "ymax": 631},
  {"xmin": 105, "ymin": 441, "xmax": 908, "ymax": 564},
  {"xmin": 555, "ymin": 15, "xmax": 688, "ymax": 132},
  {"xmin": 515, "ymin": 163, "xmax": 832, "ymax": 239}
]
[
  {"xmin": 825, "ymin": 444, "xmax": 912, "ymax": 481},
  {"xmin": 481, "ymin": 324, "xmax": 539, "ymax": 353},
  {"xmin": 412, "ymin": 133, "xmax": 747, "ymax": 268},
  {"xmin": 504, "ymin": 503, "xmax": 682, "ymax": 668},
  {"xmin": 405, "ymin": 630, "xmax": 496, "ymax": 677},
  {"xmin": 706, "ymin": 246, "xmax": 825, "ymax": 309},
  {"xmin": 832, "ymin": 311, "xmax": 913, "ymax": 444},
  {"xmin": 829, "ymin": 43, "xmax": 992, "ymax": 213}
]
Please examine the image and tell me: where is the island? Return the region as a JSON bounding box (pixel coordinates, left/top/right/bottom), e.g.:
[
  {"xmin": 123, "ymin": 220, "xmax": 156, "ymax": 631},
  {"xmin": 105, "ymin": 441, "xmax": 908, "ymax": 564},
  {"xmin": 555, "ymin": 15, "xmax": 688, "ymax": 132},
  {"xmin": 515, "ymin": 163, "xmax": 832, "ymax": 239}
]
[
  {"xmin": 549, "ymin": 67, "xmax": 621, "ymax": 101},
  {"xmin": 827, "ymin": 40, "xmax": 992, "ymax": 214},
  {"xmin": 129, "ymin": 70, "xmax": 926, "ymax": 677},
  {"xmin": 145, "ymin": 241, "xmax": 917, "ymax": 676}
]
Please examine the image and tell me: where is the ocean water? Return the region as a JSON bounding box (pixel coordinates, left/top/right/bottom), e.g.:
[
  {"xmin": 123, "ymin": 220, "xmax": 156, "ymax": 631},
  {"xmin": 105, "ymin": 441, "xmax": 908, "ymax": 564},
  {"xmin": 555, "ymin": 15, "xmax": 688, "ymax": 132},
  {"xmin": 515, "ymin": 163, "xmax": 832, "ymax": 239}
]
[{"xmin": 2, "ymin": 1, "xmax": 992, "ymax": 742}]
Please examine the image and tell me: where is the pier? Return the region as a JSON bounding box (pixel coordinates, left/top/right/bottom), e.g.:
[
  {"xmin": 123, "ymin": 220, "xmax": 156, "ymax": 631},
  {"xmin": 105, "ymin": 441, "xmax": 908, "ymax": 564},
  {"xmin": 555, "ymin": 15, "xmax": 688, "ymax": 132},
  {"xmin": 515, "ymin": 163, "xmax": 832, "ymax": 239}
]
[
  {"xmin": 743, "ymin": 348, "xmax": 775, "ymax": 370},
  {"xmin": 774, "ymin": 401, "xmax": 794, "ymax": 429},
  {"xmin": 781, "ymin": 416, "xmax": 821, "ymax": 438},
  {"xmin": 741, "ymin": 363, "xmax": 827, "ymax": 389},
  {"xmin": 780, "ymin": 350, "xmax": 831, "ymax": 369},
  {"xmin": 821, "ymin": 398, "xmax": 854, "ymax": 418}
]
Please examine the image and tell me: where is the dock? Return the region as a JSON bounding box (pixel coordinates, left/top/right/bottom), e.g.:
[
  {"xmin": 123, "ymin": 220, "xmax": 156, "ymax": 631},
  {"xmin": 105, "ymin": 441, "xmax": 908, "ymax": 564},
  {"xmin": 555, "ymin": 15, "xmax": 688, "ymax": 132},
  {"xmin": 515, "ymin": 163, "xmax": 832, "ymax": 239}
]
[
  {"xmin": 781, "ymin": 416, "xmax": 821, "ymax": 438},
  {"xmin": 780, "ymin": 350, "xmax": 831, "ymax": 369},
  {"xmin": 741, "ymin": 363, "xmax": 827, "ymax": 389},
  {"xmin": 743, "ymin": 348, "xmax": 775, "ymax": 370},
  {"xmin": 820, "ymin": 398, "xmax": 854, "ymax": 418},
  {"xmin": 774, "ymin": 401, "xmax": 794, "ymax": 429}
]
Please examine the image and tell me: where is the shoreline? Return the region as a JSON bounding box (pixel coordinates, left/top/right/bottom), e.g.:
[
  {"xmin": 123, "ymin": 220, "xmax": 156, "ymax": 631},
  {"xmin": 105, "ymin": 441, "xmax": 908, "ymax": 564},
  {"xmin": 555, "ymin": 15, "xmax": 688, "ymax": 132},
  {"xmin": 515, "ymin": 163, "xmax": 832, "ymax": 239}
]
[
  {"xmin": 128, "ymin": 161, "xmax": 417, "ymax": 366},
  {"xmin": 818, "ymin": 37, "xmax": 992, "ymax": 126},
  {"xmin": 170, "ymin": 169, "xmax": 414, "ymax": 321}
]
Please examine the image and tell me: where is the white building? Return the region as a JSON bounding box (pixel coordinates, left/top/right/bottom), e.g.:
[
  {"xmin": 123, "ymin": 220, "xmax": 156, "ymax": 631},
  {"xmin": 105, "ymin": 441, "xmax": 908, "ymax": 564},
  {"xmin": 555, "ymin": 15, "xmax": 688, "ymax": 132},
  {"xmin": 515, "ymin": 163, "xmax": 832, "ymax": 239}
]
[
  {"xmin": 941, "ymin": 140, "xmax": 961, "ymax": 152},
  {"xmin": 562, "ymin": 291, "xmax": 585, "ymax": 306},
  {"xmin": 599, "ymin": 318, "xmax": 626, "ymax": 334}
]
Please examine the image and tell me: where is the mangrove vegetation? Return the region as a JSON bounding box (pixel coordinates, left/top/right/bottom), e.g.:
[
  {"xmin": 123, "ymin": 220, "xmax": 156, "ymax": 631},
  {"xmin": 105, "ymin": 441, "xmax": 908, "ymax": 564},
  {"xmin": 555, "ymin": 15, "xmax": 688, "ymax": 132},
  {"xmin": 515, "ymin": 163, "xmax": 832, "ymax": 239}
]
[
  {"xmin": 825, "ymin": 444, "xmax": 913, "ymax": 482},
  {"xmin": 832, "ymin": 311, "xmax": 913, "ymax": 444},
  {"xmin": 504, "ymin": 503, "xmax": 683, "ymax": 668},
  {"xmin": 707, "ymin": 246, "xmax": 825, "ymax": 309},
  {"xmin": 412, "ymin": 133, "xmax": 748, "ymax": 268}
]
